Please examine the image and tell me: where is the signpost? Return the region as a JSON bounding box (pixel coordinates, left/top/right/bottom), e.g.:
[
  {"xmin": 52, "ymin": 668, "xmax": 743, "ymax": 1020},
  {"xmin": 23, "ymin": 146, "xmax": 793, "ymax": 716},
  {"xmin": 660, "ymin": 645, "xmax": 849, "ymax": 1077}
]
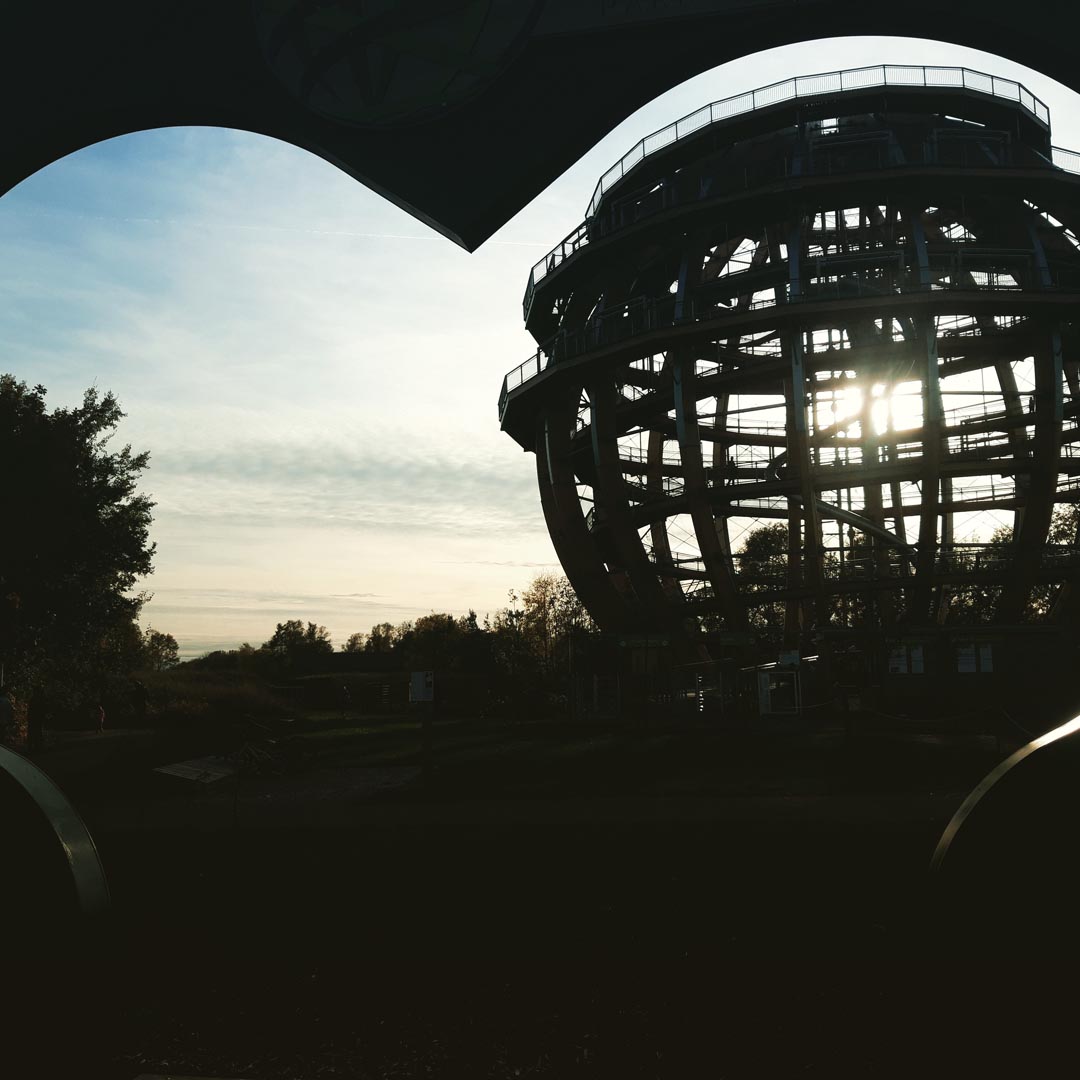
[{"xmin": 410, "ymin": 671, "xmax": 435, "ymax": 783}]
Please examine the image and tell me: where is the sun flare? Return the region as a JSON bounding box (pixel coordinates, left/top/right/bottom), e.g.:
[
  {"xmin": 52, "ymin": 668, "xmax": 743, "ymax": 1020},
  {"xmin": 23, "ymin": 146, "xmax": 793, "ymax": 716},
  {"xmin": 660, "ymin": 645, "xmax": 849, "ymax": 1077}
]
[{"xmin": 818, "ymin": 379, "xmax": 923, "ymax": 436}]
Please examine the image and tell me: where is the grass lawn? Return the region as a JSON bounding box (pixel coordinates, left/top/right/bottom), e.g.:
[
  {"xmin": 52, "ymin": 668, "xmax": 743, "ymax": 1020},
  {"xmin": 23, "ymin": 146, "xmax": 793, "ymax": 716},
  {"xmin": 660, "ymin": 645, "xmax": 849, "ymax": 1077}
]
[
  {"xmin": 14, "ymin": 711, "xmax": 1038, "ymax": 1079},
  {"xmin": 285, "ymin": 710, "xmax": 1007, "ymax": 802}
]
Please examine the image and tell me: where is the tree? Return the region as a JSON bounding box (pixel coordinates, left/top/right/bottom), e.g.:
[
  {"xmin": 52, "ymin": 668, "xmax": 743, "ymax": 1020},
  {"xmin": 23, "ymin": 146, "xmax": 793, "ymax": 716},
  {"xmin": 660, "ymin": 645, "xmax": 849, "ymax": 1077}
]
[
  {"xmin": 362, "ymin": 622, "xmax": 397, "ymax": 655},
  {"xmin": 946, "ymin": 504, "xmax": 1080, "ymax": 624},
  {"xmin": 1047, "ymin": 502, "xmax": 1080, "ymax": 547},
  {"xmin": 141, "ymin": 627, "xmax": 180, "ymax": 671},
  {"xmin": 0, "ymin": 375, "xmax": 155, "ymax": 694},
  {"xmin": 341, "ymin": 632, "xmax": 365, "ymax": 653},
  {"xmin": 405, "ymin": 612, "xmax": 466, "ymax": 669},
  {"xmin": 518, "ymin": 573, "xmax": 593, "ymax": 670},
  {"xmin": 263, "ymin": 619, "xmax": 334, "ymax": 672},
  {"xmin": 736, "ymin": 523, "xmax": 790, "ymax": 641}
]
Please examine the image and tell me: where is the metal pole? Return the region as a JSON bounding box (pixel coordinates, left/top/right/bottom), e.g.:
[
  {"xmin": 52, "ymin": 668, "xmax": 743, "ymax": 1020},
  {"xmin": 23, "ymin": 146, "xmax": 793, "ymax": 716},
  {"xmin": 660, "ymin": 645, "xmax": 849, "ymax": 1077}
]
[{"xmin": 422, "ymin": 699, "xmax": 433, "ymax": 786}]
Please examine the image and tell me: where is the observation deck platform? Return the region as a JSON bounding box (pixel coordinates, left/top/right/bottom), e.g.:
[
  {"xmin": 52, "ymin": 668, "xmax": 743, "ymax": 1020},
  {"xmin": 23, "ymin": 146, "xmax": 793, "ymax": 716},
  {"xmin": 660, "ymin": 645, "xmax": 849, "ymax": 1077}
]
[{"xmin": 521, "ymin": 65, "xmax": 1069, "ymax": 334}]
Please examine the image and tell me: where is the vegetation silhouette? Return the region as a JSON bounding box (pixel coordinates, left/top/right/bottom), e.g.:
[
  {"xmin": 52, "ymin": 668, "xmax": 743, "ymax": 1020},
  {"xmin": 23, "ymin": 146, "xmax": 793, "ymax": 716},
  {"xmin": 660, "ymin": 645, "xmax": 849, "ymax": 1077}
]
[
  {"xmin": 0, "ymin": 375, "xmax": 173, "ymax": 731},
  {"xmin": 178, "ymin": 573, "xmax": 597, "ymax": 722},
  {"xmin": 726, "ymin": 508, "xmax": 1080, "ymax": 644},
  {"xmin": 0, "ymin": 373, "xmax": 596, "ymax": 734}
]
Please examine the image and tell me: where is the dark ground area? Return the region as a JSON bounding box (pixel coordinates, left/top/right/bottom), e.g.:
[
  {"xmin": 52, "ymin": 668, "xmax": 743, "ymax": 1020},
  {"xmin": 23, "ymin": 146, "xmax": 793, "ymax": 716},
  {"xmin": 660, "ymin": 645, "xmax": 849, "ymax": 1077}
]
[{"xmin": 7, "ymin": 713, "xmax": 1079, "ymax": 1078}]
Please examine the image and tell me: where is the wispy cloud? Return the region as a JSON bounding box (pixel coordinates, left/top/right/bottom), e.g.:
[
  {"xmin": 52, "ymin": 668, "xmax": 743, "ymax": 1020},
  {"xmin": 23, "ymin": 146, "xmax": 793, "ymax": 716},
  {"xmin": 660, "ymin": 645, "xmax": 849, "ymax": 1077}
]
[
  {"xmin": 145, "ymin": 435, "xmax": 542, "ymax": 536},
  {"xmin": 147, "ymin": 587, "xmax": 394, "ymax": 608},
  {"xmin": 438, "ymin": 560, "xmax": 559, "ymax": 568}
]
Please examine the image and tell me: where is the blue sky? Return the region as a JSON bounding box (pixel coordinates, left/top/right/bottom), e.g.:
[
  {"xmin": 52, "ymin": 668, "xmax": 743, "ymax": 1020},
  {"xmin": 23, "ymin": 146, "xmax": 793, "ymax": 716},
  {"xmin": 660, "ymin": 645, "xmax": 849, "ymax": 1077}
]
[{"xmin": 3, "ymin": 37, "xmax": 1079, "ymax": 658}]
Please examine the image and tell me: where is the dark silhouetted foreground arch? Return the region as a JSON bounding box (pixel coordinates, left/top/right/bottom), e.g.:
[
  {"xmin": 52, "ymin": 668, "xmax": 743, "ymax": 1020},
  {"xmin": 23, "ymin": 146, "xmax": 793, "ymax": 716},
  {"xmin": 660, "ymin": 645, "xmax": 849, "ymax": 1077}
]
[{"xmin": 4, "ymin": 2, "xmax": 1080, "ymax": 249}]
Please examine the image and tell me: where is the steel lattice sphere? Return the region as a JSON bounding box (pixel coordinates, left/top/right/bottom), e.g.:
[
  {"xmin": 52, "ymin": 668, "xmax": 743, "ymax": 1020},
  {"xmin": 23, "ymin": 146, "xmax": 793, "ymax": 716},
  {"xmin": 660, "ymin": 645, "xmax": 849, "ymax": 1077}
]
[{"xmin": 500, "ymin": 66, "xmax": 1080, "ymax": 647}]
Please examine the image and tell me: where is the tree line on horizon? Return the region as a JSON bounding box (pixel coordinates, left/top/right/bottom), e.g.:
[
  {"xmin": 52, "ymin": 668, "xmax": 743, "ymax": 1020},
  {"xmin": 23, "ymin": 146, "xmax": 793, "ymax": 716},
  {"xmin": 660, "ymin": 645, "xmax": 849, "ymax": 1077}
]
[{"xmin": 187, "ymin": 571, "xmax": 595, "ymax": 680}]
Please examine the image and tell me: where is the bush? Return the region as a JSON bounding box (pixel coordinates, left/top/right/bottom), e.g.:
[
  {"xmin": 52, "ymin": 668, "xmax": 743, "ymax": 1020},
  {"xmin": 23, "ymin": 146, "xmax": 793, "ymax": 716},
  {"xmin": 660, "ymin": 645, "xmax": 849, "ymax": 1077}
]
[{"xmin": 138, "ymin": 669, "xmax": 293, "ymax": 731}]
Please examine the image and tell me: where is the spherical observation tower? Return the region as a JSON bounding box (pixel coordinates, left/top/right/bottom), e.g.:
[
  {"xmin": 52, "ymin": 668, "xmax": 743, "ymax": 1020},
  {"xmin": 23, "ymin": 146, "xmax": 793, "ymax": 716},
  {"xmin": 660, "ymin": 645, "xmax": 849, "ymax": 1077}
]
[{"xmin": 499, "ymin": 65, "xmax": 1080, "ymax": 650}]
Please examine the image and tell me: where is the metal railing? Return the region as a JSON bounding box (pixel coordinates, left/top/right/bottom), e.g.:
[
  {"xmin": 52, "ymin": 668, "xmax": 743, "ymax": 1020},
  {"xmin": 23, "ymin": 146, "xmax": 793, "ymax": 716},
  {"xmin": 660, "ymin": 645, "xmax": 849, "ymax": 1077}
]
[
  {"xmin": 503, "ymin": 351, "xmax": 547, "ymax": 395},
  {"xmin": 722, "ymin": 544, "xmax": 1080, "ymax": 588},
  {"xmin": 522, "ymin": 66, "xmax": 1066, "ymax": 320},
  {"xmin": 587, "ymin": 66, "xmax": 1049, "ymax": 219},
  {"xmin": 502, "ymin": 256, "xmax": 1080, "ymax": 422},
  {"xmin": 525, "ymin": 139, "xmax": 1080, "ymax": 319},
  {"xmin": 1053, "ymin": 146, "xmax": 1080, "ymax": 173}
]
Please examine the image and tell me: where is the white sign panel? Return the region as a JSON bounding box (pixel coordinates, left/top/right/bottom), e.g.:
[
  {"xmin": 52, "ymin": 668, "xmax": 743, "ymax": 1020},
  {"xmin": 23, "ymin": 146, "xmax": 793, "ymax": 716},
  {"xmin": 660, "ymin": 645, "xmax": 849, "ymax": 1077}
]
[{"xmin": 410, "ymin": 670, "xmax": 435, "ymax": 702}]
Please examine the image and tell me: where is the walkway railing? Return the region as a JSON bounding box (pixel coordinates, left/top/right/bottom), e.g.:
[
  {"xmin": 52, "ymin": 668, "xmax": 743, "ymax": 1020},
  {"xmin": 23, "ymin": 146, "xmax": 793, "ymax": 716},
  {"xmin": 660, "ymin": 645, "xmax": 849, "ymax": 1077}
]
[
  {"xmin": 586, "ymin": 65, "xmax": 1049, "ymax": 220},
  {"xmin": 1053, "ymin": 146, "xmax": 1080, "ymax": 173},
  {"xmin": 523, "ymin": 65, "xmax": 1065, "ymax": 320},
  {"xmin": 671, "ymin": 545, "xmax": 1080, "ymax": 596},
  {"xmin": 502, "ymin": 257, "xmax": 1080, "ymax": 422},
  {"xmin": 525, "ymin": 141, "xmax": 1080, "ymax": 320}
]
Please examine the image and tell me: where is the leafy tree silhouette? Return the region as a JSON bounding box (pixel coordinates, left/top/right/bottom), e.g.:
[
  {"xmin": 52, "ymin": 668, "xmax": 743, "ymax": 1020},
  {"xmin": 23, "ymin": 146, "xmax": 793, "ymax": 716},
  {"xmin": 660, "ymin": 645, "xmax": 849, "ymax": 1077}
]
[
  {"xmin": 141, "ymin": 627, "xmax": 180, "ymax": 671},
  {"xmin": 0, "ymin": 375, "xmax": 155, "ymax": 698},
  {"xmin": 263, "ymin": 619, "xmax": 334, "ymax": 673}
]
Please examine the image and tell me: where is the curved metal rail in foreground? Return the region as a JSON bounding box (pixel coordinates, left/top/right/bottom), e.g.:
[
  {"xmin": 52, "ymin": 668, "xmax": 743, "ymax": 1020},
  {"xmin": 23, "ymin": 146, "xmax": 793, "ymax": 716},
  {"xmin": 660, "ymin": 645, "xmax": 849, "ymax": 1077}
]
[
  {"xmin": 930, "ymin": 713, "xmax": 1080, "ymax": 871},
  {"xmin": 0, "ymin": 743, "xmax": 110, "ymax": 916}
]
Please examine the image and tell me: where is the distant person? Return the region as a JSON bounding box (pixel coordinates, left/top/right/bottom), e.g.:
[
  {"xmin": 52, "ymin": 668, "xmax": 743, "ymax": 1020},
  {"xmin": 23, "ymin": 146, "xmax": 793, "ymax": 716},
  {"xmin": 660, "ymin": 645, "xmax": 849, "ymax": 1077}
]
[
  {"xmin": 94, "ymin": 700, "xmax": 105, "ymax": 734},
  {"xmin": 341, "ymin": 684, "xmax": 351, "ymax": 722}
]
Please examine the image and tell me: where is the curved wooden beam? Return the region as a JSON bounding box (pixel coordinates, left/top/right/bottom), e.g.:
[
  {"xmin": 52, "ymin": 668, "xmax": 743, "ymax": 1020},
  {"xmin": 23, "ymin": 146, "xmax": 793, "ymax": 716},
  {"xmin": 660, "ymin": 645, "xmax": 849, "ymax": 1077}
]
[
  {"xmin": 998, "ymin": 330, "xmax": 1065, "ymax": 620},
  {"xmin": 536, "ymin": 394, "xmax": 628, "ymax": 631},
  {"xmin": 588, "ymin": 379, "xmax": 674, "ymax": 627}
]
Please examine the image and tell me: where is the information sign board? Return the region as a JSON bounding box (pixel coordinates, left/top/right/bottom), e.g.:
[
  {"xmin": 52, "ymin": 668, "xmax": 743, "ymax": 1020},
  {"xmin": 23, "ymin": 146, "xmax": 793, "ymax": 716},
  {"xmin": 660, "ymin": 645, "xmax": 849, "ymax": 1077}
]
[{"xmin": 410, "ymin": 670, "xmax": 435, "ymax": 702}]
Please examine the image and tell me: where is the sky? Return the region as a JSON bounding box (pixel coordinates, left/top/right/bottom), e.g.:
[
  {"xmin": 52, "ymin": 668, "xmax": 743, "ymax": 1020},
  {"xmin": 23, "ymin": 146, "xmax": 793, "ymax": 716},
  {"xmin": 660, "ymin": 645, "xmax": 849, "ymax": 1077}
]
[{"xmin": 3, "ymin": 36, "xmax": 1080, "ymax": 659}]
